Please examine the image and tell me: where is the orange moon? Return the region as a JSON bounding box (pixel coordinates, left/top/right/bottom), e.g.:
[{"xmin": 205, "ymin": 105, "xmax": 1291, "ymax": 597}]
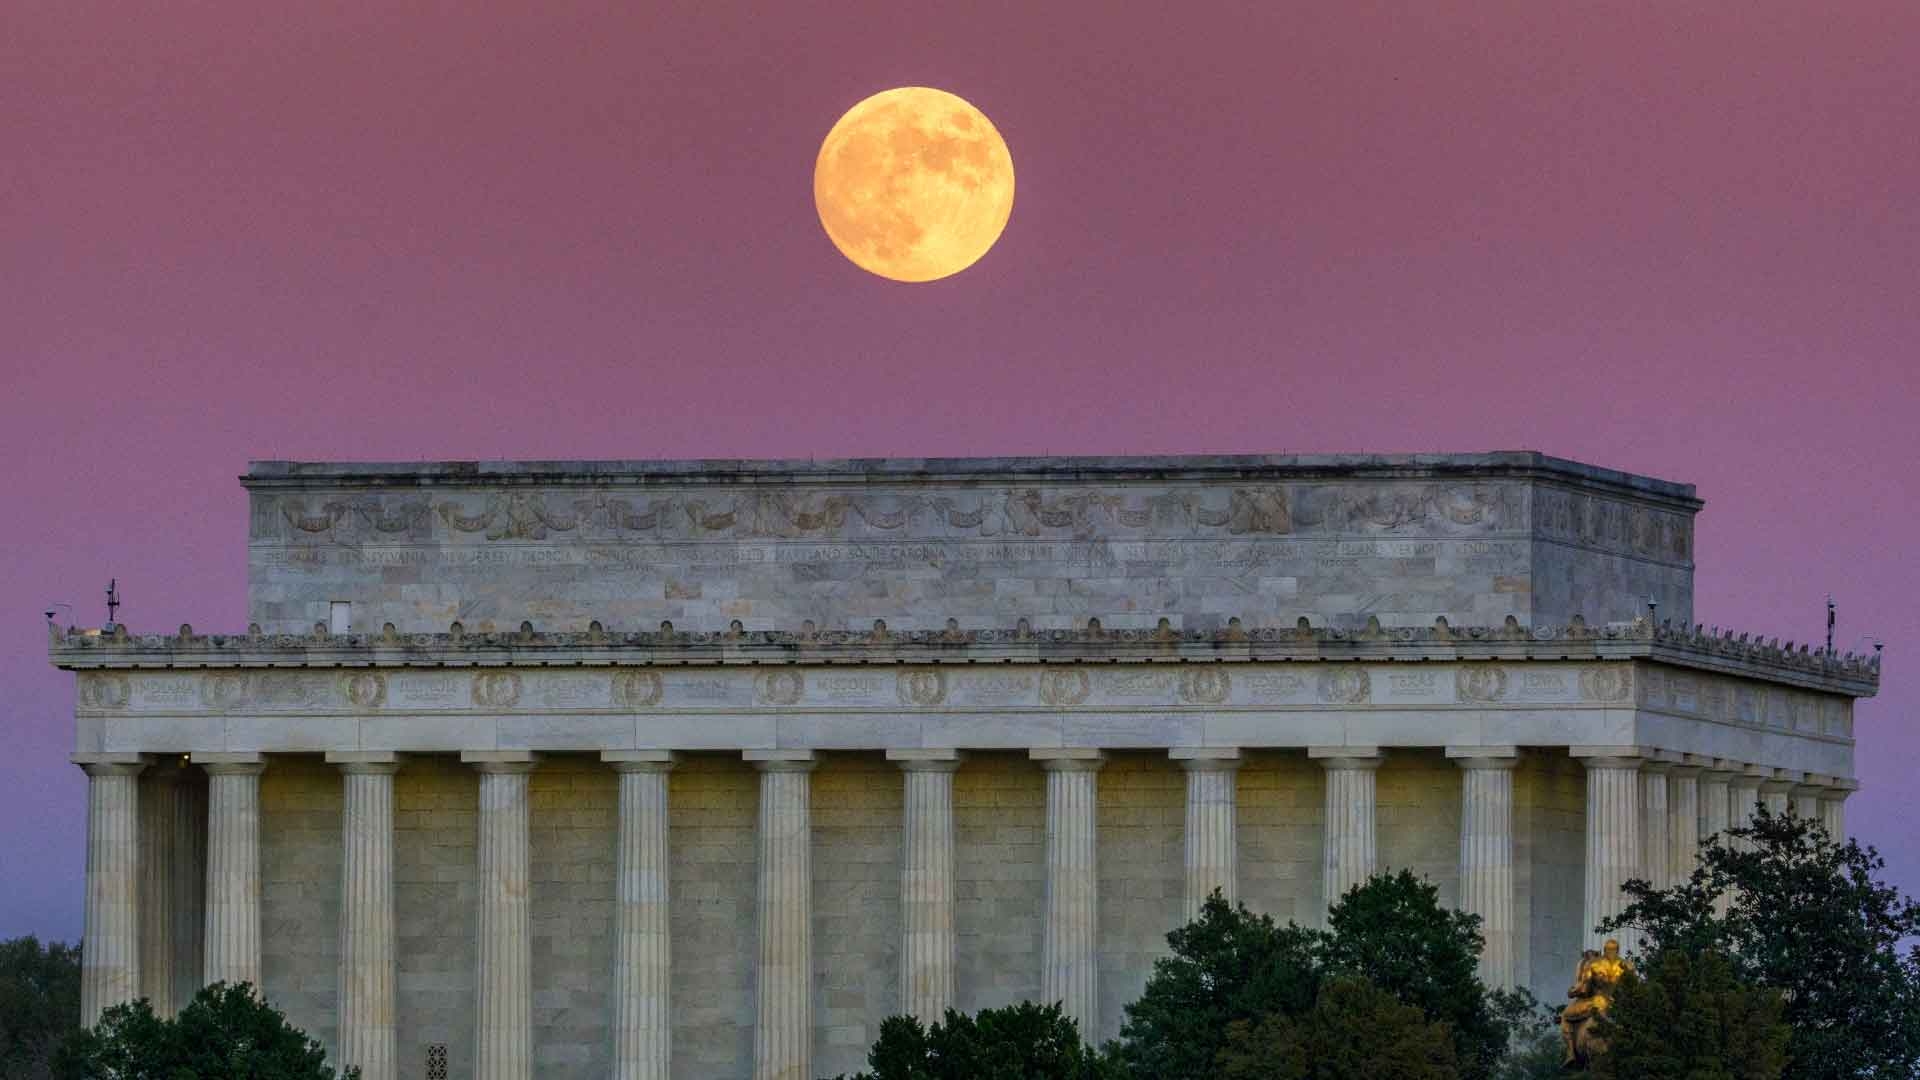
[{"xmin": 813, "ymin": 87, "xmax": 1015, "ymax": 282}]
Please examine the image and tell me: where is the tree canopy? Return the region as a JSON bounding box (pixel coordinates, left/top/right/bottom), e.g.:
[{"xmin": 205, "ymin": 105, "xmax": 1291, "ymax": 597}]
[
  {"xmin": 1589, "ymin": 949, "xmax": 1787, "ymax": 1080},
  {"xmin": 1602, "ymin": 806, "xmax": 1920, "ymax": 1080},
  {"xmin": 0, "ymin": 936, "xmax": 81, "ymax": 1080},
  {"xmin": 1217, "ymin": 976, "xmax": 1459, "ymax": 1080},
  {"xmin": 832, "ymin": 1001, "xmax": 1113, "ymax": 1080},
  {"xmin": 54, "ymin": 982, "xmax": 358, "ymax": 1080}
]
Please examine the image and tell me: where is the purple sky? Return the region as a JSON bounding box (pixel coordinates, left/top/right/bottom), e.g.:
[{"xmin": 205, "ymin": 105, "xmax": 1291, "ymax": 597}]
[{"xmin": 3, "ymin": 2, "xmax": 1916, "ymax": 939}]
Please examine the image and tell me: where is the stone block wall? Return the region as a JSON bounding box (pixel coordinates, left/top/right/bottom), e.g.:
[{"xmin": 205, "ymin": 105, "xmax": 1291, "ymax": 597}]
[
  {"xmin": 668, "ymin": 755, "xmax": 757, "ymax": 1079},
  {"xmin": 812, "ymin": 754, "xmax": 904, "ymax": 1077},
  {"xmin": 1377, "ymin": 751, "xmax": 1464, "ymax": 910},
  {"xmin": 1238, "ymin": 752, "xmax": 1325, "ymax": 927},
  {"xmin": 260, "ymin": 757, "xmax": 342, "ymax": 1057},
  {"xmin": 1095, "ymin": 753, "xmax": 1184, "ymax": 1042},
  {"xmin": 528, "ymin": 759, "xmax": 616, "ymax": 1076},
  {"xmin": 953, "ymin": 752, "xmax": 1047, "ymax": 1016},
  {"xmin": 394, "ymin": 757, "xmax": 478, "ymax": 1080}
]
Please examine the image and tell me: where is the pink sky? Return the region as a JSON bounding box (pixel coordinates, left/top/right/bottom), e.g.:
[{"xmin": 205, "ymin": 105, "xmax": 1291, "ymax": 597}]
[{"xmin": 2, "ymin": 2, "xmax": 1916, "ymax": 939}]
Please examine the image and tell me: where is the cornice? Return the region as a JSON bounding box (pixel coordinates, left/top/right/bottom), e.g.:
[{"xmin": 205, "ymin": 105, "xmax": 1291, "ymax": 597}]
[{"xmin": 47, "ymin": 615, "xmax": 1880, "ymax": 696}]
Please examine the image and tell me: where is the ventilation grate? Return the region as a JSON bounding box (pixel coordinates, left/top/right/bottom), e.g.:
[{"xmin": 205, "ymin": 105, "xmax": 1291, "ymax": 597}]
[{"xmin": 426, "ymin": 1043, "xmax": 448, "ymax": 1080}]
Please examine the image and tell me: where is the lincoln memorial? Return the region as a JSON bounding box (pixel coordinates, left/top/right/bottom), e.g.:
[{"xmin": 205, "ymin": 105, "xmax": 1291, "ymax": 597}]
[{"xmin": 51, "ymin": 453, "xmax": 1879, "ymax": 1080}]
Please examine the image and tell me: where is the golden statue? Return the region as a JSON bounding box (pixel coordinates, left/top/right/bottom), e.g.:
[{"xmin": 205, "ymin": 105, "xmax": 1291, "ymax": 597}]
[{"xmin": 1561, "ymin": 938, "xmax": 1632, "ymax": 1068}]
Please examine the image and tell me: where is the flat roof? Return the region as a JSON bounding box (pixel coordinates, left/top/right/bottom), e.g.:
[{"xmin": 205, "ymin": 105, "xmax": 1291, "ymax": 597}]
[{"xmin": 243, "ymin": 451, "xmax": 1700, "ymax": 505}]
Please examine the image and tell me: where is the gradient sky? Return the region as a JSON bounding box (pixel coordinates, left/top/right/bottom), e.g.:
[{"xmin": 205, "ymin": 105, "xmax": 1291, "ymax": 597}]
[{"xmin": 3, "ymin": 2, "xmax": 1916, "ymax": 939}]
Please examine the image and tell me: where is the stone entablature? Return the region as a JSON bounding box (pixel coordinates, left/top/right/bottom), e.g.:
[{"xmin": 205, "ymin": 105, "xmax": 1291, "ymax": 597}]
[
  {"xmin": 241, "ymin": 453, "xmax": 1703, "ymax": 635},
  {"xmin": 54, "ymin": 620, "xmax": 1871, "ymax": 778}
]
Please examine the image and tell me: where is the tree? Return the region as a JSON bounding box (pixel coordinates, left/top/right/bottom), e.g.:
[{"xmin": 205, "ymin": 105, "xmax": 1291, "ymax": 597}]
[
  {"xmin": 833, "ymin": 1001, "xmax": 1113, "ymax": 1080},
  {"xmin": 1589, "ymin": 949, "xmax": 1787, "ymax": 1080},
  {"xmin": 1216, "ymin": 977, "xmax": 1458, "ymax": 1080},
  {"xmin": 0, "ymin": 936, "xmax": 82, "ymax": 1080},
  {"xmin": 1484, "ymin": 987, "xmax": 1563, "ymax": 1080},
  {"xmin": 1320, "ymin": 871, "xmax": 1507, "ymax": 1079},
  {"xmin": 1602, "ymin": 806, "xmax": 1920, "ymax": 1080},
  {"xmin": 1106, "ymin": 893, "xmax": 1322, "ymax": 1079},
  {"xmin": 54, "ymin": 982, "xmax": 359, "ymax": 1080}
]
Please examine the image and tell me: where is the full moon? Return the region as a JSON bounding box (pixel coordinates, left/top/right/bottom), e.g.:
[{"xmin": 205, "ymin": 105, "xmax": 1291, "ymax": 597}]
[{"xmin": 814, "ymin": 87, "xmax": 1015, "ymax": 283}]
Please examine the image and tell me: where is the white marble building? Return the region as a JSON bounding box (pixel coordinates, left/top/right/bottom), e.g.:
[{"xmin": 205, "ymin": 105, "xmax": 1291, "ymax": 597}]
[{"xmin": 53, "ymin": 454, "xmax": 1878, "ymax": 1080}]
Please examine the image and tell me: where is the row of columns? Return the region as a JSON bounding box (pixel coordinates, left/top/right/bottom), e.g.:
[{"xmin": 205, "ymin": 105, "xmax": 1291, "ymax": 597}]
[{"xmin": 76, "ymin": 745, "xmax": 1857, "ymax": 1080}]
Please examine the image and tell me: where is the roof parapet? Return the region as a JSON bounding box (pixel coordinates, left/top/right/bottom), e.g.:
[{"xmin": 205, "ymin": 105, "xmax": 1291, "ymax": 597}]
[{"xmin": 47, "ymin": 615, "xmax": 1881, "ymax": 696}]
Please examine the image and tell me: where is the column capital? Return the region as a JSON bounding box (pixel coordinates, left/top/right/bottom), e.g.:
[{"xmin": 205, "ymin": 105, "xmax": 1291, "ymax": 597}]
[
  {"xmin": 1170, "ymin": 747, "xmax": 1243, "ymax": 772},
  {"xmin": 463, "ymin": 750, "xmax": 539, "ymax": 775},
  {"xmin": 1667, "ymin": 762, "xmax": 1706, "ymax": 779},
  {"xmin": 71, "ymin": 752, "xmax": 150, "ymax": 777},
  {"xmin": 603, "ymin": 750, "xmax": 679, "ymax": 773},
  {"xmin": 1031, "ymin": 748, "xmax": 1105, "ymax": 772},
  {"xmin": 198, "ymin": 752, "xmax": 267, "ymax": 777},
  {"xmin": 1818, "ymin": 777, "xmax": 1861, "ymax": 801},
  {"xmin": 328, "ymin": 750, "xmax": 403, "ymax": 775},
  {"xmin": 1309, "ymin": 746, "xmax": 1383, "ymax": 770},
  {"xmin": 888, "ymin": 748, "xmax": 964, "ymax": 773},
  {"xmin": 1570, "ymin": 746, "xmax": 1647, "ymax": 770},
  {"xmin": 1446, "ymin": 746, "xmax": 1518, "ymax": 770},
  {"xmin": 745, "ymin": 749, "xmax": 818, "ymax": 773},
  {"xmin": 1759, "ymin": 769, "xmax": 1804, "ymax": 794}
]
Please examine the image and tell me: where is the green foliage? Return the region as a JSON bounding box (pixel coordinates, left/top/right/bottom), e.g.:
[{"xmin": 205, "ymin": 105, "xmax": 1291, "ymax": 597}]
[
  {"xmin": 1320, "ymin": 871, "xmax": 1507, "ymax": 1079},
  {"xmin": 1106, "ymin": 892, "xmax": 1322, "ymax": 1079},
  {"xmin": 1602, "ymin": 806, "xmax": 1920, "ymax": 1080},
  {"xmin": 54, "ymin": 982, "xmax": 359, "ymax": 1080},
  {"xmin": 830, "ymin": 1000, "xmax": 1113, "ymax": 1080},
  {"xmin": 0, "ymin": 937, "xmax": 82, "ymax": 1080},
  {"xmin": 1216, "ymin": 977, "xmax": 1458, "ymax": 1080},
  {"xmin": 1482, "ymin": 987, "xmax": 1562, "ymax": 1080},
  {"xmin": 1589, "ymin": 949, "xmax": 1788, "ymax": 1080}
]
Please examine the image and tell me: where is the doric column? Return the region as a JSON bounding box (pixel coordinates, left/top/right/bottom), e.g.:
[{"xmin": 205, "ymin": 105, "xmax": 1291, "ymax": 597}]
[
  {"xmin": 171, "ymin": 769, "xmax": 207, "ymax": 1009},
  {"xmin": 1761, "ymin": 770, "xmax": 1799, "ymax": 819},
  {"xmin": 75, "ymin": 754, "xmax": 146, "ymax": 1025},
  {"xmin": 889, "ymin": 750, "xmax": 961, "ymax": 1025},
  {"xmin": 748, "ymin": 750, "xmax": 817, "ymax": 1080},
  {"xmin": 1789, "ymin": 776, "xmax": 1820, "ymax": 818},
  {"xmin": 138, "ymin": 763, "xmax": 181, "ymax": 1016},
  {"xmin": 465, "ymin": 751, "xmax": 538, "ymax": 1080},
  {"xmin": 1172, "ymin": 748, "xmax": 1242, "ymax": 920},
  {"xmin": 1640, "ymin": 761, "xmax": 1673, "ymax": 892},
  {"xmin": 1701, "ymin": 762, "xmax": 1739, "ymax": 914},
  {"xmin": 332, "ymin": 752, "xmax": 402, "ymax": 1080},
  {"xmin": 605, "ymin": 751, "xmax": 677, "ymax": 1080},
  {"xmin": 1818, "ymin": 779, "xmax": 1858, "ymax": 840},
  {"xmin": 1730, "ymin": 767, "xmax": 1766, "ymax": 837},
  {"xmin": 1573, "ymin": 748, "xmax": 1642, "ymax": 951},
  {"xmin": 1311, "ymin": 748, "xmax": 1382, "ymax": 918},
  {"xmin": 202, "ymin": 754, "xmax": 266, "ymax": 991},
  {"xmin": 1667, "ymin": 762, "xmax": 1704, "ymax": 885},
  {"xmin": 1033, "ymin": 748, "xmax": 1103, "ymax": 1041},
  {"xmin": 1448, "ymin": 748, "xmax": 1517, "ymax": 988}
]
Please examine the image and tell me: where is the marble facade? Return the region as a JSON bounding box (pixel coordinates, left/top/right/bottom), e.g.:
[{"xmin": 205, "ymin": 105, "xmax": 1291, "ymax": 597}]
[{"xmin": 53, "ymin": 454, "xmax": 1877, "ymax": 1079}]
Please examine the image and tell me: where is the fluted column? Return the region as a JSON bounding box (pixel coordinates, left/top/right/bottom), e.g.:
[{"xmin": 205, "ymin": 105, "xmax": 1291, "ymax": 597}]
[
  {"xmin": 1668, "ymin": 763, "xmax": 1703, "ymax": 886},
  {"xmin": 1730, "ymin": 767, "xmax": 1766, "ymax": 838},
  {"xmin": 171, "ymin": 770, "xmax": 207, "ymax": 1009},
  {"xmin": 138, "ymin": 764, "xmax": 180, "ymax": 1016},
  {"xmin": 1574, "ymin": 749, "xmax": 1642, "ymax": 951},
  {"xmin": 1818, "ymin": 778, "xmax": 1857, "ymax": 840},
  {"xmin": 1172, "ymin": 749, "xmax": 1241, "ymax": 920},
  {"xmin": 332, "ymin": 752, "xmax": 401, "ymax": 1080},
  {"xmin": 1761, "ymin": 771, "xmax": 1798, "ymax": 818},
  {"xmin": 75, "ymin": 755, "xmax": 145, "ymax": 1025},
  {"xmin": 1702, "ymin": 763, "xmax": 1738, "ymax": 914},
  {"xmin": 1640, "ymin": 762, "xmax": 1673, "ymax": 892},
  {"xmin": 606, "ymin": 751, "xmax": 677, "ymax": 1080},
  {"xmin": 467, "ymin": 752, "xmax": 538, "ymax": 1080},
  {"xmin": 1312, "ymin": 748, "xmax": 1382, "ymax": 918},
  {"xmin": 203, "ymin": 754, "xmax": 266, "ymax": 991},
  {"xmin": 1790, "ymin": 783, "xmax": 1821, "ymax": 821},
  {"xmin": 749, "ymin": 750, "xmax": 816, "ymax": 1080},
  {"xmin": 1449, "ymin": 748, "xmax": 1517, "ymax": 988},
  {"xmin": 890, "ymin": 750, "xmax": 960, "ymax": 1025},
  {"xmin": 1033, "ymin": 749, "xmax": 1103, "ymax": 1041}
]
